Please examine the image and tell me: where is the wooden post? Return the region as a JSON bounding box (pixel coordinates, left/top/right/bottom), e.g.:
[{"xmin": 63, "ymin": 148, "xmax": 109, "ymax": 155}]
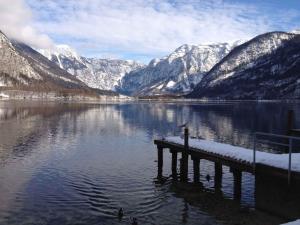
[
  {"xmin": 285, "ymin": 110, "xmax": 295, "ymax": 153},
  {"xmin": 192, "ymin": 157, "xmax": 200, "ymax": 183},
  {"xmin": 157, "ymin": 146, "xmax": 163, "ymax": 178},
  {"xmin": 180, "ymin": 127, "xmax": 189, "ymax": 182},
  {"xmin": 184, "ymin": 127, "xmax": 189, "ymax": 149},
  {"xmin": 232, "ymin": 169, "xmax": 242, "ymax": 201},
  {"xmin": 214, "ymin": 162, "xmax": 222, "ymax": 190},
  {"xmin": 287, "ymin": 110, "xmax": 294, "ymax": 135},
  {"xmin": 171, "ymin": 150, "xmax": 178, "ymax": 179}
]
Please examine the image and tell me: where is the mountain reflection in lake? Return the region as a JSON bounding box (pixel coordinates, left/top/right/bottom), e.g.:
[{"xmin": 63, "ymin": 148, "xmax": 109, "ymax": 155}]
[{"xmin": 0, "ymin": 101, "xmax": 299, "ymax": 225}]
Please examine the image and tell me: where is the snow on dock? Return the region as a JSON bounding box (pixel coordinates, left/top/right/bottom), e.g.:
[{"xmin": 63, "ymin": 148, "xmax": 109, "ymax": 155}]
[
  {"xmin": 155, "ymin": 132, "xmax": 300, "ymax": 218},
  {"xmin": 165, "ymin": 136, "xmax": 300, "ymax": 172},
  {"xmin": 281, "ymin": 220, "xmax": 300, "ymax": 225}
]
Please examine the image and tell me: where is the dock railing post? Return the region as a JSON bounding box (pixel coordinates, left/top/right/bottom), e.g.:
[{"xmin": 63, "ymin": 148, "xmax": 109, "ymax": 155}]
[
  {"xmin": 286, "ymin": 110, "xmax": 294, "ymax": 152},
  {"xmin": 253, "ymin": 134, "xmax": 256, "ymax": 173},
  {"xmin": 287, "ymin": 110, "xmax": 294, "ymax": 135},
  {"xmin": 288, "ymin": 138, "xmax": 293, "ymax": 185}
]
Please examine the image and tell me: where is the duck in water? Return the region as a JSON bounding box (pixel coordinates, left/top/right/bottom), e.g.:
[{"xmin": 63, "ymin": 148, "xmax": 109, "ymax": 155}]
[
  {"xmin": 118, "ymin": 208, "xmax": 123, "ymax": 220},
  {"xmin": 206, "ymin": 174, "xmax": 211, "ymax": 182},
  {"xmin": 131, "ymin": 217, "xmax": 138, "ymax": 225}
]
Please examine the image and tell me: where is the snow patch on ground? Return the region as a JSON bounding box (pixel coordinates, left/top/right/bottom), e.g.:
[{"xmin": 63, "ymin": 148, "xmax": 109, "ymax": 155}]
[
  {"xmin": 167, "ymin": 80, "xmax": 176, "ymax": 88},
  {"xmin": 213, "ymin": 71, "xmax": 235, "ymax": 84},
  {"xmin": 157, "ymin": 84, "xmax": 164, "ymax": 90}
]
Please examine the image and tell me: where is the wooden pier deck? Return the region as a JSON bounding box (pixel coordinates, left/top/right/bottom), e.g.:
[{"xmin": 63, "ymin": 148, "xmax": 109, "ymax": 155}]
[
  {"xmin": 154, "ymin": 136, "xmax": 300, "ymax": 181},
  {"xmin": 154, "ymin": 128, "xmax": 300, "ymax": 202},
  {"xmin": 153, "ymin": 112, "xmax": 300, "ymax": 220}
]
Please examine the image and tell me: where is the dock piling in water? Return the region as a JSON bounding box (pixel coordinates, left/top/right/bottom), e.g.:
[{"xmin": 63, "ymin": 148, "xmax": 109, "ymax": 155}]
[
  {"xmin": 180, "ymin": 127, "xmax": 189, "ymax": 182},
  {"xmin": 170, "ymin": 149, "xmax": 178, "ymax": 179},
  {"xmin": 232, "ymin": 168, "xmax": 242, "ymax": 201},
  {"xmin": 157, "ymin": 146, "xmax": 163, "ymax": 178},
  {"xmin": 214, "ymin": 162, "xmax": 223, "ymax": 190},
  {"xmin": 192, "ymin": 156, "xmax": 200, "ymax": 183},
  {"xmin": 154, "ymin": 128, "xmax": 300, "ymax": 204}
]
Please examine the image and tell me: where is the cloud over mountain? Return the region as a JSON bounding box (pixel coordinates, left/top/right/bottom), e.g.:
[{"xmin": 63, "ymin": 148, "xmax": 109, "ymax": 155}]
[
  {"xmin": 1, "ymin": 0, "xmax": 300, "ymax": 62},
  {"xmin": 0, "ymin": 0, "xmax": 54, "ymax": 49}
]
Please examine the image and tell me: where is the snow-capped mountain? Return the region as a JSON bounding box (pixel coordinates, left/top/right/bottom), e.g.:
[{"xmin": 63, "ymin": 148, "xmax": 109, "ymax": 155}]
[
  {"xmin": 0, "ymin": 30, "xmax": 94, "ymax": 97},
  {"xmin": 291, "ymin": 29, "xmax": 300, "ymax": 35},
  {"xmin": 188, "ymin": 32, "xmax": 300, "ymax": 99},
  {"xmin": 117, "ymin": 41, "xmax": 243, "ymax": 96},
  {"xmin": 38, "ymin": 46, "xmax": 144, "ymax": 91},
  {"xmin": 35, "ymin": 30, "xmax": 300, "ymax": 99}
]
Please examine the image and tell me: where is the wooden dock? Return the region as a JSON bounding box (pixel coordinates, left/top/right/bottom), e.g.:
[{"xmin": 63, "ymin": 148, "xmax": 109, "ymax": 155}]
[
  {"xmin": 154, "ymin": 128, "xmax": 300, "ymax": 202},
  {"xmin": 153, "ymin": 112, "xmax": 300, "ymax": 219}
]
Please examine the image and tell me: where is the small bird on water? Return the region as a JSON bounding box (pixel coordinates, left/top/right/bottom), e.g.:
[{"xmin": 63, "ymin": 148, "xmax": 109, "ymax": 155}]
[
  {"xmin": 131, "ymin": 217, "xmax": 138, "ymax": 225},
  {"xmin": 118, "ymin": 208, "xmax": 123, "ymax": 219},
  {"xmin": 206, "ymin": 174, "xmax": 211, "ymax": 182}
]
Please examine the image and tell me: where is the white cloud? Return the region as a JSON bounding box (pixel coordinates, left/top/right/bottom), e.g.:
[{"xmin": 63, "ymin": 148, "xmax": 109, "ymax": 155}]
[{"xmin": 0, "ymin": 0, "xmax": 54, "ymax": 48}]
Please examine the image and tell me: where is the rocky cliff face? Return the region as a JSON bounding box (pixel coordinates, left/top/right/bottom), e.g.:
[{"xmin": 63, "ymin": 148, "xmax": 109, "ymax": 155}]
[
  {"xmin": 118, "ymin": 42, "xmax": 242, "ymax": 96},
  {"xmin": 0, "ymin": 31, "xmax": 42, "ymax": 87},
  {"xmin": 0, "ymin": 31, "xmax": 100, "ymax": 98},
  {"xmin": 188, "ymin": 32, "xmax": 300, "ymax": 99},
  {"xmin": 39, "ymin": 42, "xmax": 242, "ymax": 96},
  {"xmin": 38, "ymin": 46, "xmax": 144, "ymax": 91}
]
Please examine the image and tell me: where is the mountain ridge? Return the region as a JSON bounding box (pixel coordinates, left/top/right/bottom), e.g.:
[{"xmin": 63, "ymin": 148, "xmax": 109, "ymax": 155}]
[
  {"xmin": 4, "ymin": 29, "xmax": 300, "ymax": 100},
  {"xmin": 0, "ymin": 30, "xmax": 113, "ymax": 99},
  {"xmin": 117, "ymin": 41, "xmax": 243, "ymax": 96},
  {"xmin": 37, "ymin": 46, "xmax": 145, "ymax": 91},
  {"xmin": 188, "ymin": 31, "xmax": 300, "ymax": 99}
]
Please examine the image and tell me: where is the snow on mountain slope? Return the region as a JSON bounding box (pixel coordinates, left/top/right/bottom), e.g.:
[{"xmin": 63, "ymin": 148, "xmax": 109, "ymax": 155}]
[
  {"xmin": 37, "ymin": 31, "xmax": 299, "ymax": 99},
  {"xmin": 188, "ymin": 32, "xmax": 300, "ymax": 99},
  {"xmin": 291, "ymin": 29, "xmax": 300, "ymax": 35},
  {"xmin": 0, "ymin": 31, "xmax": 41, "ymax": 86},
  {"xmin": 37, "ymin": 46, "xmax": 144, "ymax": 91},
  {"xmin": 118, "ymin": 41, "xmax": 243, "ymax": 96},
  {"xmin": 0, "ymin": 31, "xmax": 91, "ymax": 95},
  {"xmin": 76, "ymin": 58, "xmax": 144, "ymax": 91}
]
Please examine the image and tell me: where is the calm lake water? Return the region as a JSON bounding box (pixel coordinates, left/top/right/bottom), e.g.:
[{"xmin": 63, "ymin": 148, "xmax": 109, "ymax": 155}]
[{"xmin": 0, "ymin": 100, "xmax": 299, "ymax": 225}]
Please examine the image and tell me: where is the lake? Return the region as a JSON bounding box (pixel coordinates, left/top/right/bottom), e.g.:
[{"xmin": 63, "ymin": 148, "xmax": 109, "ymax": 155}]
[{"xmin": 0, "ymin": 100, "xmax": 299, "ymax": 225}]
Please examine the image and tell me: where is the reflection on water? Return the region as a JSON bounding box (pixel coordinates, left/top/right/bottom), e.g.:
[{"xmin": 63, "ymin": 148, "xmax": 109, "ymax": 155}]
[{"xmin": 0, "ymin": 100, "xmax": 299, "ymax": 225}]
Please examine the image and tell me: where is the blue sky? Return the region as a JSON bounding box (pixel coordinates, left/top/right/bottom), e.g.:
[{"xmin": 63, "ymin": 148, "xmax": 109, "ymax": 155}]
[{"xmin": 1, "ymin": 0, "xmax": 300, "ymax": 63}]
